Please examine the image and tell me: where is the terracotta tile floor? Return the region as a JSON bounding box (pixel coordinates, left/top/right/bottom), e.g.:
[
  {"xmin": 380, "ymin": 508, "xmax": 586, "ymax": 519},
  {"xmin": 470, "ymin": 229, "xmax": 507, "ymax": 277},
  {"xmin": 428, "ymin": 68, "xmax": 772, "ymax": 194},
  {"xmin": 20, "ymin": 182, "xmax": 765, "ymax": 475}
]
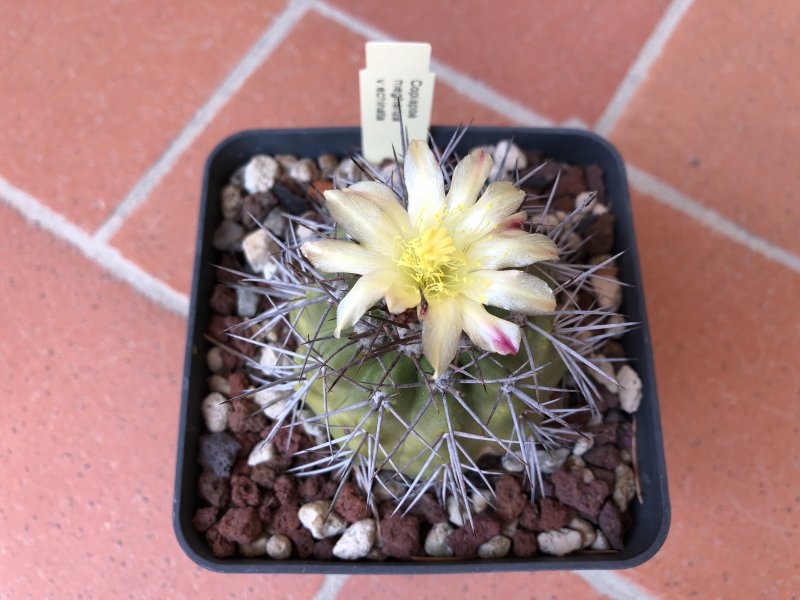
[{"xmin": 2, "ymin": 1, "xmax": 798, "ymax": 598}]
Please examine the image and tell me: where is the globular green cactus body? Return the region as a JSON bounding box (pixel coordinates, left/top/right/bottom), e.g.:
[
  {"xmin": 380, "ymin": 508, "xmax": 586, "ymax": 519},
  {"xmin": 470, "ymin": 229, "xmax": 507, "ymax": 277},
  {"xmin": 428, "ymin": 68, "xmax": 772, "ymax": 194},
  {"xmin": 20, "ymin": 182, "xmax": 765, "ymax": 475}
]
[{"xmin": 296, "ymin": 298, "xmax": 565, "ymax": 479}]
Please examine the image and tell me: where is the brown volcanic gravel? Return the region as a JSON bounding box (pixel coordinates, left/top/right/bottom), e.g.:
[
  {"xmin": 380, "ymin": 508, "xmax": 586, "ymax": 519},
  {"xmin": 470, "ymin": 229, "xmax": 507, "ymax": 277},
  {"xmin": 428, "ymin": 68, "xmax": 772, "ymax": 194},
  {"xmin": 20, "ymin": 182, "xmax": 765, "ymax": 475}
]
[
  {"xmin": 217, "ymin": 507, "xmax": 262, "ymax": 544},
  {"xmin": 192, "ymin": 148, "xmax": 643, "ymax": 562},
  {"xmin": 379, "ymin": 515, "xmax": 421, "ymax": 559},
  {"xmin": 495, "ymin": 474, "xmax": 527, "ymax": 521}
]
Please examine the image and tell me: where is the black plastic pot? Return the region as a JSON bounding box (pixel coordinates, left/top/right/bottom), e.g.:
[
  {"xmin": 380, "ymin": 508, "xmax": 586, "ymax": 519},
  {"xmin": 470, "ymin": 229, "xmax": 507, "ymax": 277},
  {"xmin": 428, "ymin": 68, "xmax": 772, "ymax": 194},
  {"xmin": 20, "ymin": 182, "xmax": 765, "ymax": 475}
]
[{"xmin": 174, "ymin": 127, "xmax": 670, "ymax": 574}]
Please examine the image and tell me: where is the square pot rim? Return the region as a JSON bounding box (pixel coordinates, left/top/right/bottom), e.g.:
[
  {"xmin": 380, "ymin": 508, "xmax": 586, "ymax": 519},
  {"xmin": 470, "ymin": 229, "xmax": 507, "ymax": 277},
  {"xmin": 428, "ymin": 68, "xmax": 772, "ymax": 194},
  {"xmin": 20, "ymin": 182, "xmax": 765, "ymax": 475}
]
[{"xmin": 174, "ymin": 126, "xmax": 670, "ymax": 574}]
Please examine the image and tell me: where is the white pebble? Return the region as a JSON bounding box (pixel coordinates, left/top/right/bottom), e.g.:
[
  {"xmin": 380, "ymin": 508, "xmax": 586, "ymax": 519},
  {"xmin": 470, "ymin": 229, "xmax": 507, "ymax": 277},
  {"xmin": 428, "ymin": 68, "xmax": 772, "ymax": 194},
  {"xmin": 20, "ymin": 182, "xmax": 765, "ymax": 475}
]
[
  {"xmin": 236, "ymin": 287, "xmax": 260, "ymax": 318},
  {"xmin": 254, "ymin": 387, "xmax": 292, "ymax": 419},
  {"xmin": 613, "ymin": 463, "xmax": 636, "ymax": 511},
  {"xmin": 620, "ymin": 449, "xmax": 633, "ymax": 465},
  {"xmin": 471, "ymin": 489, "xmax": 491, "ymax": 514},
  {"xmin": 617, "ymin": 365, "xmax": 643, "ymax": 413},
  {"xmin": 537, "ymin": 447, "xmax": 570, "ymax": 474},
  {"xmin": 247, "ymin": 441, "xmax": 276, "ymax": 467},
  {"xmin": 221, "ymin": 185, "xmax": 243, "ymax": 221},
  {"xmin": 300, "ymin": 409, "xmax": 324, "ymax": 438},
  {"xmin": 537, "ymin": 528, "xmax": 583, "ymax": 556},
  {"xmin": 589, "ymin": 354, "xmax": 618, "ymax": 394},
  {"xmin": 290, "ymin": 158, "xmax": 320, "ymax": 182},
  {"xmin": 244, "ymin": 155, "xmax": 279, "ymax": 194},
  {"xmin": 266, "ymin": 533, "xmax": 292, "ymax": 559},
  {"xmin": 446, "ymin": 495, "xmax": 465, "ymax": 527},
  {"xmin": 575, "ymin": 191, "xmax": 595, "ymax": 214},
  {"xmin": 317, "ymin": 153, "xmax": 339, "ymax": 177},
  {"xmin": 581, "ymin": 468, "xmax": 595, "ymax": 484},
  {"xmin": 207, "ymin": 374, "xmax": 230, "ymax": 396},
  {"xmin": 492, "ymin": 140, "xmax": 527, "ymax": 175},
  {"xmin": 275, "ymin": 154, "xmax": 297, "ymax": 171},
  {"xmin": 333, "ymin": 519, "xmax": 376, "ymax": 560},
  {"xmin": 206, "ymin": 347, "xmax": 224, "ymax": 373},
  {"xmin": 424, "ymin": 522, "xmax": 454, "ymax": 557},
  {"xmin": 606, "ymin": 314, "xmax": 626, "ymax": 339},
  {"xmin": 591, "ymin": 530, "xmax": 610, "ymax": 551},
  {"xmin": 573, "ymin": 434, "xmax": 595, "ymax": 457},
  {"xmin": 478, "ymin": 535, "xmax": 511, "ymax": 559},
  {"xmin": 568, "ymin": 517, "xmax": 597, "ymax": 548},
  {"xmin": 298, "ymin": 500, "xmax": 347, "ymax": 539},
  {"xmin": 242, "ymin": 229, "xmax": 279, "ymax": 273},
  {"xmin": 366, "ymin": 547, "xmax": 386, "ymax": 561},
  {"xmin": 239, "ymin": 536, "xmax": 267, "ymax": 557},
  {"xmin": 333, "ymin": 157, "xmax": 364, "ymax": 183},
  {"xmin": 201, "ymin": 392, "xmax": 229, "ymax": 433},
  {"xmin": 502, "ymin": 453, "xmax": 525, "ymax": 473},
  {"xmin": 590, "ymin": 255, "xmax": 622, "ymax": 312}
]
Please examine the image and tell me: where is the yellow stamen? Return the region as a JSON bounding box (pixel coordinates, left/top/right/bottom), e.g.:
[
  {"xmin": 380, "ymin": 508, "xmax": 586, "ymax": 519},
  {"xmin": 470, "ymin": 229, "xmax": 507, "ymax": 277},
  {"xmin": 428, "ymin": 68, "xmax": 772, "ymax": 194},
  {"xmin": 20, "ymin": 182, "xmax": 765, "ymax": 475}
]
[{"xmin": 396, "ymin": 225, "xmax": 466, "ymax": 300}]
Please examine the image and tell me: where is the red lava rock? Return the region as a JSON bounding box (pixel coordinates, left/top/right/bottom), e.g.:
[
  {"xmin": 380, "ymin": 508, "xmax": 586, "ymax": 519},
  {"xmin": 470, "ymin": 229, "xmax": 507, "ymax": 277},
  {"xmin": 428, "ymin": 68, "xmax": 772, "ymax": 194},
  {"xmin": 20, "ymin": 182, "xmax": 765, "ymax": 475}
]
[
  {"xmin": 230, "ymin": 474, "xmax": 262, "ymax": 507},
  {"xmin": 274, "ymin": 475, "xmax": 299, "ymax": 506},
  {"xmin": 271, "ymin": 504, "xmax": 300, "ymax": 535},
  {"xmin": 518, "ymin": 502, "xmax": 539, "ymax": 531},
  {"xmin": 240, "ymin": 193, "xmax": 275, "ymax": 227},
  {"xmin": 495, "ymin": 474, "xmax": 527, "ymax": 521},
  {"xmin": 591, "ymin": 468, "xmax": 616, "ymax": 487},
  {"xmin": 378, "ymin": 502, "xmax": 398, "ymax": 520},
  {"xmin": 584, "ymin": 164, "xmax": 605, "ymax": 202},
  {"xmin": 271, "ymin": 425, "xmax": 311, "ymax": 456},
  {"xmin": 603, "ymin": 409, "xmax": 627, "ymax": 424},
  {"xmin": 209, "ymin": 284, "xmax": 237, "ymax": 315},
  {"xmin": 334, "ymin": 482, "xmax": 369, "ymax": 523},
  {"xmin": 379, "ymin": 515, "xmax": 421, "ymax": 559},
  {"xmin": 227, "ymin": 397, "xmax": 267, "ymax": 433},
  {"xmin": 588, "ymin": 423, "xmax": 619, "ymax": 446},
  {"xmin": 521, "ymin": 161, "xmax": 559, "ymax": 192},
  {"xmin": 208, "ymin": 314, "xmax": 242, "ymax": 345},
  {"xmin": 197, "ymin": 472, "xmax": 230, "ymax": 507},
  {"xmin": 289, "ymin": 528, "xmax": 315, "ymax": 559},
  {"xmin": 232, "ymin": 455, "xmax": 252, "ymax": 477},
  {"xmin": 582, "ymin": 212, "xmax": 615, "ymax": 255},
  {"xmin": 557, "ymin": 165, "xmax": 587, "ymax": 196},
  {"xmin": 409, "ymin": 493, "xmax": 448, "ymax": 525},
  {"xmin": 206, "ymin": 523, "xmax": 236, "ymax": 558},
  {"xmin": 216, "ymin": 253, "xmax": 245, "ymax": 284},
  {"xmin": 538, "ymin": 498, "xmax": 575, "ymax": 531},
  {"xmin": 583, "ymin": 445, "xmax": 621, "ymax": 470},
  {"xmin": 228, "ymin": 372, "xmax": 249, "ymax": 397},
  {"xmin": 221, "ymin": 348, "xmax": 243, "ymax": 371},
  {"xmin": 234, "ymin": 431, "xmax": 261, "ymax": 457},
  {"xmin": 599, "ymin": 500, "xmax": 624, "ymax": 550},
  {"xmin": 512, "ymin": 529, "xmax": 539, "ymax": 558},
  {"xmin": 602, "ymin": 341, "xmax": 626, "ymax": 361},
  {"xmin": 298, "ymin": 475, "xmax": 331, "ymax": 502},
  {"xmin": 550, "ymin": 469, "xmax": 610, "ymax": 522},
  {"xmin": 192, "ymin": 506, "xmax": 219, "ymax": 534},
  {"xmin": 446, "ymin": 512, "xmax": 501, "ymax": 558},
  {"xmin": 313, "ymin": 538, "xmax": 336, "ymax": 560},
  {"xmin": 619, "ymin": 423, "xmax": 634, "ymax": 450},
  {"xmin": 217, "ymin": 507, "xmax": 262, "ymax": 544},
  {"xmin": 596, "ymin": 387, "xmax": 620, "ymax": 413},
  {"xmin": 250, "ymin": 455, "xmax": 292, "ymax": 488},
  {"xmin": 198, "ymin": 432, "xmax": 241, "ymax": 478}
]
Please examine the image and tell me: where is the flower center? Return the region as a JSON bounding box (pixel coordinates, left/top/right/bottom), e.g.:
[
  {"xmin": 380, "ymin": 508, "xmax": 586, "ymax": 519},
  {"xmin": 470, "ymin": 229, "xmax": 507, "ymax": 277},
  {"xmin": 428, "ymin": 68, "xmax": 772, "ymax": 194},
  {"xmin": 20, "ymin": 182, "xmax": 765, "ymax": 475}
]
[{"xmin": 396, "ymin": 225, "xmax": 466, "ymax": 300}]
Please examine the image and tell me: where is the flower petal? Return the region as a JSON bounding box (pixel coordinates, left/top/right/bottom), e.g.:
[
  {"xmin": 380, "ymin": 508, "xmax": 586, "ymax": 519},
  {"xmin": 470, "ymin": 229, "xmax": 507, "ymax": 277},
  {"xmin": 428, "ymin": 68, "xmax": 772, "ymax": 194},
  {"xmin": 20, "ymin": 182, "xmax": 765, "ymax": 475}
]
[
  {"xmin": 301, "ymin": 239, "xmax": 389, "ymax": 275},
  {"xmin": 466, "ymin": 232, "xmax": 558, "ymax": 270},
  {"xmin": 465, "ymin": 269, "xmax": 556, "ymax": 314},
  {"xmin": 404, "ymin": 140, "xmax": 445, "ymax": 229},
  {"xmin": 445, "ymin": 148, "xmax": 493, "ymax": 213},
  {"xmin": 324, "ymin": 189, "xmax": 400, "ymax": 257},
  {"xmin": 498, "ymin": 211, "xmax": 528, "ymax": 232},
  {"xmin": 347, "ymin": 181, "xmax": 412, "ymax": 236},
  {"xmin": 460, "ymin": 298, "xmax": 521, "ymax": 355},
  {"xmin": 453, "ymin": 181, "xmax": 525, "ymax": 242},
  {"xmin": 335, "ymin": 271, "xmax": 419, "ymax": 336},
  {"xmin": 421, "ymin": 297, "xmax": 463, "ymax": 379}
]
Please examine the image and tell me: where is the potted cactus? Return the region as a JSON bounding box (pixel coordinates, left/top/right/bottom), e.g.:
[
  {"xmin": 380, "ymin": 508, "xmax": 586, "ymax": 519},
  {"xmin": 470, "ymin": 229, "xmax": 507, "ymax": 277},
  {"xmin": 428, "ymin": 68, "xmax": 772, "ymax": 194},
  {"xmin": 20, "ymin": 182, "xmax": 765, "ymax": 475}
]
[{"xmin": 173, "ymin": 126, "xmax": 669, "ymax": 572}]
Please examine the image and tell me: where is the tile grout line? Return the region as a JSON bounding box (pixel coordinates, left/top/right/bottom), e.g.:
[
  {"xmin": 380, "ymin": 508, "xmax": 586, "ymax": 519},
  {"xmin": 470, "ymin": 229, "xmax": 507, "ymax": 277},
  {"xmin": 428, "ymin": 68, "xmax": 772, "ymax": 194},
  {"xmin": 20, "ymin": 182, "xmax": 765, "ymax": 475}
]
[
  {"xmin": 311, "ymin": 575, "xmax": 350, "ymax": 600},
  {"xmin": 0, "ymin": 175, "xmax": 189, "ymax": 317},
  {"xmin": 627, "ymin": 166, "xmax": 800, "ymax": 274},
  {"xmin": 575, "ymin": 570, "xmax": 659, "ymax": 600},
  {"xmin": 594, "ymin": 0, "xmax": 695, "ymax": 136},
  {"xmin": 92, "ymin": 0, "xmax": 314, "ymax": 244},
  {"xmin": 311, "ymin": 0, "xmax": 554, "ymax": 127}
]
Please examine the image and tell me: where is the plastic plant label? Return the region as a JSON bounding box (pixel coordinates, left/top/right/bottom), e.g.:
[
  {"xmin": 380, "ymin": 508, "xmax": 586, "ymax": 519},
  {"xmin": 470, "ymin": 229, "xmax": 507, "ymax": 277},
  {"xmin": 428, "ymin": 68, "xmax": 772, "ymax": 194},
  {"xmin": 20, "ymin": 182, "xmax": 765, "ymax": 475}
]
[{"xmin": 359, "ymin": 41, "xmax": 436, "ymax": 163}]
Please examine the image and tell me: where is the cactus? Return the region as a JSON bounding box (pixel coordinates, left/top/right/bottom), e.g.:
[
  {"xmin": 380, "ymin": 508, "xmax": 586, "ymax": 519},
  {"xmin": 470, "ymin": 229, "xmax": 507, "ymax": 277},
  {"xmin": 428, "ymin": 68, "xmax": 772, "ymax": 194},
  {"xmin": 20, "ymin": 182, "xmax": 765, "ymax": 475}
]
[{"xmin": 237, "ymin": 130, "xmax": 633, "ymax": 523}]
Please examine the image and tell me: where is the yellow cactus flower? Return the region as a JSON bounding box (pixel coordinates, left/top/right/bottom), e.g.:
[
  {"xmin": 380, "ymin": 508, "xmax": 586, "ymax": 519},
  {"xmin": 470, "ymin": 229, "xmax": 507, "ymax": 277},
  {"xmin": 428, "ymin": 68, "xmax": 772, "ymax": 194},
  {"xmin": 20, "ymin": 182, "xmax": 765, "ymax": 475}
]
[{"xmin": 301, "ymin": 140, "xmax": 558, "ymax": 378}]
